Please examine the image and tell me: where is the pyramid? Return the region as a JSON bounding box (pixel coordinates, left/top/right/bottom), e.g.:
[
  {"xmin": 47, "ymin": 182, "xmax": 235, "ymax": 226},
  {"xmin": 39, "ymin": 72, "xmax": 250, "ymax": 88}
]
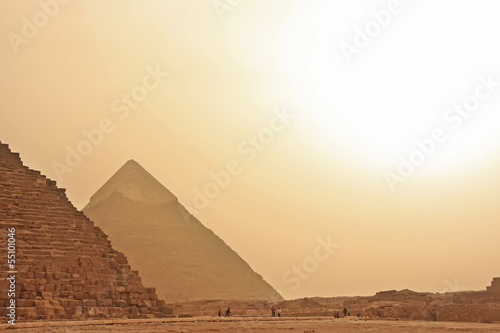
[
  {"xmin": 83, "ymin": 160, "xmax": 282, "ymax": 303},
  {"xmin": 0, "ymin": 142, "xmax": 171, "ymax": 323}
]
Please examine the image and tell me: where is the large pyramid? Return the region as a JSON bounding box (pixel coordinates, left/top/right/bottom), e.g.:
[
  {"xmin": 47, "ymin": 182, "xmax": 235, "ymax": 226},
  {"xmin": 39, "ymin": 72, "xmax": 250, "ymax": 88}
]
[
  {"xmin": 0, "ymin": 142, "xmax": 171, "ymax": 323},
  {"xmin": 83, "ymin": 160, "xmax": 282, "ymax": 303}
]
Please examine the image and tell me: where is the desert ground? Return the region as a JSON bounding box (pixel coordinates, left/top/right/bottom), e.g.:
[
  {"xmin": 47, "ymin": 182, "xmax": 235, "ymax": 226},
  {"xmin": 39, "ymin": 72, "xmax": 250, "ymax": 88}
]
[{"xmin": 4, "ymin": 317, "xmax": 500, "ymax": 333}]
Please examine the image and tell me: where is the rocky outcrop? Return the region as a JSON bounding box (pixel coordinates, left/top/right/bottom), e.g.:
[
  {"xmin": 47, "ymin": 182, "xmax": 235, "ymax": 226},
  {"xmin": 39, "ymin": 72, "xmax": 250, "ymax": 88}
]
[
  {"xmin": 487, "ymin": 278, "xmax": 500, "ymax": 299},
  {"xmin": 346, "ymin": 287, "xmax": 500, "ymax": 323}
]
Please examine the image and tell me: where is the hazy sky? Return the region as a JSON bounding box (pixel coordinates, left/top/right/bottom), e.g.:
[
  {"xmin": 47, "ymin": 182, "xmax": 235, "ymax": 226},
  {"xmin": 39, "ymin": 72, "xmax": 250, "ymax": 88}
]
[{"xmin": 1, "ymin": 0, "xmax": 500, "ymax": 300}]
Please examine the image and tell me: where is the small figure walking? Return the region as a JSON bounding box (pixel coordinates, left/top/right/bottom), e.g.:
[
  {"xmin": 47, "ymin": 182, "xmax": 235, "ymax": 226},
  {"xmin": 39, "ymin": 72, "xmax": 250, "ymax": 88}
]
[
  {"xmin": 218, "ymin": 308, "xmax": 221, "ymax": 317},
  {"xmin": 277, "ymin": 308, "xmax": 281, "ymax": 317},
  {"xmin": 225, "ymin": 307, "xmax": 231, "ymax": 317},
  {"xmin": 343, "ymin": 307, "xmax": 347, "ymax": 317},
  {"xmin": 271, "ymin": 306, "xmax": 276, "ymax": 317}
]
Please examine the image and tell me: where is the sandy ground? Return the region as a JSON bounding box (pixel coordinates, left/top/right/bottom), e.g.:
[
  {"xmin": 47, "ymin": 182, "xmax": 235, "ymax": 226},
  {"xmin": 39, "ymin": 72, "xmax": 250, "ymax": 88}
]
[{"xmin": 4, "ymin": 317, "xmax": 500, "ymax": 333}]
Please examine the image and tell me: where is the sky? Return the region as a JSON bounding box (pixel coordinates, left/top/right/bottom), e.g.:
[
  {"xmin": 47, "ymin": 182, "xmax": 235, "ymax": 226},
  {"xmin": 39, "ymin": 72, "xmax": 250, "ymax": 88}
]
[{"xmin": 1, "ymin": 0, "xmax": 500, "ymax": 300}]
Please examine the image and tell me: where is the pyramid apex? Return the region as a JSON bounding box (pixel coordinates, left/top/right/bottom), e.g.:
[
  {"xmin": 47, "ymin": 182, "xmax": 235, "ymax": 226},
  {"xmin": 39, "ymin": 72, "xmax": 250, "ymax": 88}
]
[
  {"xmin": 121, "ymin": 159, "xmax": 143, "ymax": 169},
  {"xmin": 84, "ymin": 159, "xmax": 177, "ymax": 209},
  {"xmin": 125, "ymin": 159, "xmax": 139, "ymax": 165}
]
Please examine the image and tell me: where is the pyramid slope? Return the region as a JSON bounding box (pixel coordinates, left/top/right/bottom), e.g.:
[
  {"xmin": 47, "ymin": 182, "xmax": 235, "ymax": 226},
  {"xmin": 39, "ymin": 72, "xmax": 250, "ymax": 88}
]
[
  {"xmin": 83, "ymin": 160, "xmax": 282, "ymax": 303},
  {"xmin": 0, "ymin": 142, "xmax": 171, "ymax": 322},
  {"xmin": 85, "ymin": 159, "xmax": 177, "ymax": 210}
]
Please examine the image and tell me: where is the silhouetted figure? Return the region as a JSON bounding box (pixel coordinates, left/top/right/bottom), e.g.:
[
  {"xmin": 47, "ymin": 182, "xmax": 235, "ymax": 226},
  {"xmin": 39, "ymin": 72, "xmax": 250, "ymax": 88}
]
[
  {"xmin": 218, "ymin": 308, "xmax": 221, "ymax": 317},
  {"xmin": 225, "ymin": 307, "xmax": 231, "ymax": 317},
  {"xmin": 347, "ymin": 307, "xmax": 351, "ymax": 316},
  {"xmin": 343, "ymin": 307, "xmax": 347, "ymax": 317},
  {"xmin": 271, "ymin": 306, "xmax": 276, "ymax": 317},
  {"xmin": 277, "ymin": 308, "xmax": 281, "ymax": 317}
]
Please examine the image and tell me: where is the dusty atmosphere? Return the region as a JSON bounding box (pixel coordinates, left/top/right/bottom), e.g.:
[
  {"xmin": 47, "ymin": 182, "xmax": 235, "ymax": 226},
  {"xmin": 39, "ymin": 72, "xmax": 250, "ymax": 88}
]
[{"xmin": 2, "ymin": 1, "xmax": 500, "ymax": 332}]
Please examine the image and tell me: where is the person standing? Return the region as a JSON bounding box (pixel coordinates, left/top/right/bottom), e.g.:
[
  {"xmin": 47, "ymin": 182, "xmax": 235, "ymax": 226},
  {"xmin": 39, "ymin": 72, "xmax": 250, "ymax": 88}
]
[
  {"xmin": 271, "ymin": 306, "xmax": 276, "ymax": 317},
  {"xmin": 343, "ymin": 307, "xmax": 347, "ymax": 317},
  {"xmin": 277, "ymin": 308, "xmax": 281, "ymax": 317},
  {"xmin": 347, "ymin": 307, "xmax": 351, "ymax": 316},
  {"xmin": 218, "ymin": 308, "xmax": 221, "ymax": 317},
  {"xmin": 225, "ymin": 307, "xmax": 231, "ymax": 317}
]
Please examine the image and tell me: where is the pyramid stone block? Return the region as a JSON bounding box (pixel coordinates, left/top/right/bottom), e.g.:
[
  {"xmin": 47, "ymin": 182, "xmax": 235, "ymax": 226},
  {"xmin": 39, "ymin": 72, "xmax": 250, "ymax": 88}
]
[{"xmin": 0, "ymin": 142, "xmax": 170, "ymax": 323}]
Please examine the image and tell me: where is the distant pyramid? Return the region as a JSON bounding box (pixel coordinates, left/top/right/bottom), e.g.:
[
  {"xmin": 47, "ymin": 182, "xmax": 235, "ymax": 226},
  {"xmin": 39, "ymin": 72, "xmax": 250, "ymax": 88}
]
[
  {"xmin": 0, "ymin": 142, "xmax": 170, "ymax": 323},
  {"xmin": 83, "ymin": 160, "xmax": 282, "ymax": 302}
]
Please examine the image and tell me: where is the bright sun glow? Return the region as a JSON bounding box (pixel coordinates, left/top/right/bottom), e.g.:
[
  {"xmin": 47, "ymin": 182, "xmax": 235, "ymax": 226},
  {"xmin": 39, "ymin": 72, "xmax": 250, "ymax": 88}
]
[{"xmin": 276, "ymin": 1, "xmax": 500, "ymax": 166}]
